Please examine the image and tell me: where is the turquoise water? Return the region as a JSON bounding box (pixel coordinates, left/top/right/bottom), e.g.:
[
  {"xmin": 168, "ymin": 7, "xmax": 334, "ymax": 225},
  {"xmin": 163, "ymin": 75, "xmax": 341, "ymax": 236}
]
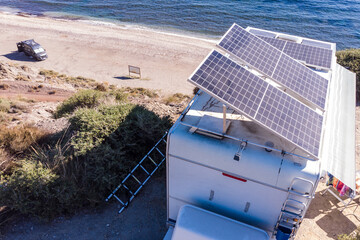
[{"xmin": 0, "ymin": 0, "xmax": 359, "ymax": 49}]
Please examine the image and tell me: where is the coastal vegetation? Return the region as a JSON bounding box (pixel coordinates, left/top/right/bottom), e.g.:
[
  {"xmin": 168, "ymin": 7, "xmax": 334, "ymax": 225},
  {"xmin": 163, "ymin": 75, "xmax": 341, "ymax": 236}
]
[
  {"xmin": 336, "ymin": 48, "xmax": 360, "ymax": 101},
  {"xmin": 0, "ymin": 87, "xmax": 171, "ymax": 220}
]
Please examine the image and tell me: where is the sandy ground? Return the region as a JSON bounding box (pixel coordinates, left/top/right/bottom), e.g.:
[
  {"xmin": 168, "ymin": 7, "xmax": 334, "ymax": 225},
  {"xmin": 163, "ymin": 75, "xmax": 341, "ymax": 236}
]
[
  {"xmin": 0, "ymin": 12, "xmax": 214, "ymax": 95},
  {"xmin": 0, "ymin": 12, "xmax": 359, "ymax": 240}
]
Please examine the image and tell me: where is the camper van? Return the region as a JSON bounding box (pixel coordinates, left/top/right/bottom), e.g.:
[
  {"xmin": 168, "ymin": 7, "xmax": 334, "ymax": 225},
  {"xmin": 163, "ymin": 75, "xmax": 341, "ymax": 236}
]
[{"xmin": 164, "ymin": 25, "xmax": 356, "ymax": 240}]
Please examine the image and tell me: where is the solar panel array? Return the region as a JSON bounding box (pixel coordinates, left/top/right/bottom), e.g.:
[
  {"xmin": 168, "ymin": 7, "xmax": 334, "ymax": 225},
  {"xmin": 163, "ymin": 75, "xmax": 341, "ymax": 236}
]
[
  {"xmin": 189, "ymin": 50, "xmax": 323, "ymax": 158},
  {"xmin": 257, "ymin": 36, "xmax": 332, "ymax": 69},
  {"xmin": 218, "ymin": 24, "xmax": 329, "ymax": 109}
]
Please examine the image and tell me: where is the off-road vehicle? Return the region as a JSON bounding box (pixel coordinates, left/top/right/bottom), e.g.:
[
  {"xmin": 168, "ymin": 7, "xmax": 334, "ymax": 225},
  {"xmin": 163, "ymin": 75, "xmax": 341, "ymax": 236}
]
[{"xmin": 17, "ymin": 39, "xmax": 48, "ymax": 61}]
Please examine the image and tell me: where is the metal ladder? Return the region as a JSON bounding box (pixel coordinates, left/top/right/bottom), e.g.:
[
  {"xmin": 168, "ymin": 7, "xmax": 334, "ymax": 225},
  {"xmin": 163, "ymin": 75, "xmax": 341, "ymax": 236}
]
[
  {"xmin": 274, "ymin": 177, "xmax": 315, "ymax": 239},
  {"xmin": 105, "ymin": 132, "xmax": 167, "ymax": 213}
]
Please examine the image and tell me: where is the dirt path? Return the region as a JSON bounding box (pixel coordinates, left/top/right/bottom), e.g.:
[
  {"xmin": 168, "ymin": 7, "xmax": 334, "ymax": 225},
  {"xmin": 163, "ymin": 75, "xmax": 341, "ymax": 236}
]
[
  {"xmin": 0, "ymin": 80, "xmax": 73, "ymax": 102},
  {"xmin": 1, "ymin": 173, "xmax": 167, "ymax": 240}
]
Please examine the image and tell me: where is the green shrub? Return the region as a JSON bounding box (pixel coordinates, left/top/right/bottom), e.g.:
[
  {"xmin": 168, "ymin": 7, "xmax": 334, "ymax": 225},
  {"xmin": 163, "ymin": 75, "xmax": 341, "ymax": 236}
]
[
  {"xmin": 69, "ymin": 104, "xmax": 135, "ymax": 156},
  {"xmin": 0, "ymin": 160, "xmax": 60, "ymax": 219},
  {"xmin": 74, "ymin": 105, "xmax": 171, "ymax": 201},
  {"xmin": 338, "ymin": 228, "xmax": 360, "ymax": 240},
  {"xmin": 0, "ymin": 159, "xmax": 80, "ymax": 220},
  {"xmin": 336, "ymin": 49, "xmax": 360, "ymax": 100},
  {"xmin": 113, "ymin": 90, "xmax": 128, "ymax": 103},
  {"xmin": 55, "ymin": 90, "xmax": 103, "ymax": 118}
]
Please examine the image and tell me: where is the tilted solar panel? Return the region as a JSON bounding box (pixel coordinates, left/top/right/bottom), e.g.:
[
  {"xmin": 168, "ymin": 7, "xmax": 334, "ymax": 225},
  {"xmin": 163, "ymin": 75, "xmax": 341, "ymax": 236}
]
[
  {"xmin": 255, "ymin": 85, "xmax": 323, "ymax": 157},
  {"xmin": 189, "ymin": 50, "xmax": 323, "ymax": 158},
  {"xmin": 190, "ymin": 50, "xmax": 267, "ymax": 117},
  {"xmin": 257, "ymin": 35, "xmax": 332, "ymax": 69},
  {"xmin": 218, "ymin": 24, "xmax": 329, "ymax": 109},
  {"xmin": 257, "ymin": 36, "xmax": 287, "ymax": 51},
  {"xmin": 284, "ymin": 41, "xmax": 332, "ymax": 69}
]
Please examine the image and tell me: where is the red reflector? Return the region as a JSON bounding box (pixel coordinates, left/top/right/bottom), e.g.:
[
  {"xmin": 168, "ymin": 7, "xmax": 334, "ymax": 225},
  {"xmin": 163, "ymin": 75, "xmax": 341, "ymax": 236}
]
[{"xmin": 222, "ymin": 173, "xmax": 247, "ymax": 182}]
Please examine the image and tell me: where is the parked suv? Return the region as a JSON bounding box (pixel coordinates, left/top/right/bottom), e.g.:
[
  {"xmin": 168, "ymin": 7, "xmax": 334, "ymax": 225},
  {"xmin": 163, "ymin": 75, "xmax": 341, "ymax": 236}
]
[{"xmin": 17, "ymin": 39, "xmax": 48, "ymax": 61}]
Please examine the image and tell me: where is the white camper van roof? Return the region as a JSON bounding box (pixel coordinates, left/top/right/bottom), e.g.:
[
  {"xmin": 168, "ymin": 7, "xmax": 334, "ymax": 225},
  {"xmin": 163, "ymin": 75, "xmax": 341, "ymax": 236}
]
[
  {"xmin": 171, "ymin": 205, "xmax": 269, "ymax": 240},
  {"xmin": 183, "ymin": 25, "xmax": 356, "ymax": 190}
]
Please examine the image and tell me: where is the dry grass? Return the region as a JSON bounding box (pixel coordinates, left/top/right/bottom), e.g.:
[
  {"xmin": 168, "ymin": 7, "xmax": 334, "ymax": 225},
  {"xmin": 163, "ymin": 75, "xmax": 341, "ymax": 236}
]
[
  {"xmin": 164, "ymin": 93, "xmax": 190, "ymax": 105},
  {"xmin": 0, "ymin": 99, "xmax": 10, "ymax": 113},
  {"xmin": 94, "ymin": 82, "xmax": 108, "ymax": 92},
  {"xmin": 123, "ymin": 87, "xmax": 158, "ymax": 98},
  {"xmin": 15, "ymin": 74, "xmax": 30, "ymax": 81},
  {"xmin": 0, "ymin": 147, "xmax": 14, "ymax": 174},
  {"xmin": 0, "ymin": 112, "xmax": 9, "ymax": 124},
  {"xmin": 0, "ymin": 125, "xmax": 48, "ymax": 155},
  {"xmin": 39, "ymin": 69, "xmax": 97, "ymax": 88}
]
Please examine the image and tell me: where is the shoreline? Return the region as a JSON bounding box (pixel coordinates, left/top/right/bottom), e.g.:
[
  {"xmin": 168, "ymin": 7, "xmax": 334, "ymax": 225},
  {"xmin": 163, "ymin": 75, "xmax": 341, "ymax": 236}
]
[
  {"xmin": 0, "ymin": 7, "xmax": 220, "ymax": 44},
  {"xmin": 0, "ymin": 12, "xmax": 215, "ymax": 95}
]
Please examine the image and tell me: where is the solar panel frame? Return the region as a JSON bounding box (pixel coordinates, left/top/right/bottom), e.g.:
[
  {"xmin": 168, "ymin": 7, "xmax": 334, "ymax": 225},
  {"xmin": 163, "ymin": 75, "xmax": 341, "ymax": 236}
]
[
  {"xmin": 258, "ymin": 36, "xmax": 332, "ymax": 69},
  {"xmin": 284, "ymin": 41, "xmax": 332, "ymax": 69},
  {"xmin": 190, "ymin": 50, "xmax": 268, "ymax": 117},
  {"xmin": 218, "ymin": 23, "xmax": 329, "ymax": 110},
  {"xmin": 302, "ymin": 39, "xmax": 332, "ymax": 50},
  {"xmin": 248, "ymin": 29, "xmax": 277, "ymax": 38},
  {"xmin": 255, "ymin": 85, "xmax": 323, "ymax": 157},
  {"xmin": 257, "ymin": 36, "xmax": 287, "ymax": 52},
  {"xmin": 188, "ymin": 50, "xmax": 324, "ymax": 159},
  {"xmin": 271, "ymin": 54, "xmax": 328, "ymax": 108}
]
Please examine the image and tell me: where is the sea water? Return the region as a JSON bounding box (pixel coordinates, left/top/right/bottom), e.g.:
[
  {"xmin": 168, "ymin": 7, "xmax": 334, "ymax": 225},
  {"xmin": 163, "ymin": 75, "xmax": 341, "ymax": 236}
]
[{"xmin": 0, "ymin": 0, "xmax": 359, "ymax": 49}]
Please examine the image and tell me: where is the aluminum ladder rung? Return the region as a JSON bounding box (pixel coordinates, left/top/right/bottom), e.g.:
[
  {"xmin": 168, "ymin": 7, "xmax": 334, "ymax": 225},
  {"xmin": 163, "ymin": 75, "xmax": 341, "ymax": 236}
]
[
  {"xmin": 131, "ymin": 174, "xmax": 142, "ymax": 185},
  {"xmin": 147, "ymin": 155, "xmax": 157, "ymax": 166},
  {"xmin": 155, "ymin": 147, "xmax": 164, "ymax": 157},
  {"xmin": 139, "ymin": 164, "xmax": 150, "ymax": 175},
  {"xmin": 280, "ymin": 217, "xmax": 299, "ymax": 226},
  {"xmin": 278, "ymin": 221, "xmax": 295, "ymax": 230},
  {"xmin": 106, "ymin": 132, "xmax": 168, "ymax": 214},
  {"xmin": 122, "ymin": 184, "xmax": 134, "ymax": 195},
  {"xmin": 281, "ymin": 210, "xmax": 302, "ymax": 217},
  {"xmin": 289, "ymin": 190, "xmax": 312, "ymax": 199},
  {"xmin": 113, "ymin": 194, "xmax": 125, "ymax": 205},
  {"xmin": 274, "ymin": 177, "xmax": 315, "ymax": 239}
]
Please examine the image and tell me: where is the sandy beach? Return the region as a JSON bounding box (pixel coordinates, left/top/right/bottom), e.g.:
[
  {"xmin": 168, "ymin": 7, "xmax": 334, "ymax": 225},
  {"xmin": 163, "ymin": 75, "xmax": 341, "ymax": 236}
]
[
  {"xmin": 0, "ymin": 12, "xmax": 359, "ymax": 240},
  {"xmin": 0, "ymin": 12, "xmax": 215, "ymax": 95}
]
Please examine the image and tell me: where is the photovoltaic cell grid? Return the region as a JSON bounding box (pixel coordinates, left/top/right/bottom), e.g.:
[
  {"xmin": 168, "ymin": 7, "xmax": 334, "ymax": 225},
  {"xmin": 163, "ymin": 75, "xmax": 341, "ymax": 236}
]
[
  {"xmin": 257, "ymin": 36, "xmax": 287, "ymax": 51},
  {"xmin": 218, "ymin": 24, "xmax": 280, "ymax": 77},
  {"xmin": 189, "ymin": 50, "xmax": 267, "ymax": 117},
  {"xmin": 189, "ymin": 50, "xmax": 323, "ymax": 158},
  {"xmin": 257, "ymin": 35, "xmax": 332, "ymax": 69},
  {"xmin": 284, "ymin": 41, "xmax": 332, "ymax": 69},
  {"xmin": 255, "ymin": 85, "xmax": 323, "ymax": 157},
  {"xmin": 272, "ymin": 54, "xmax": 328, "ymax": 108},
  {"xmin": 218, "ymin": 24, "xmax": 329, "ymax": 109}
]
